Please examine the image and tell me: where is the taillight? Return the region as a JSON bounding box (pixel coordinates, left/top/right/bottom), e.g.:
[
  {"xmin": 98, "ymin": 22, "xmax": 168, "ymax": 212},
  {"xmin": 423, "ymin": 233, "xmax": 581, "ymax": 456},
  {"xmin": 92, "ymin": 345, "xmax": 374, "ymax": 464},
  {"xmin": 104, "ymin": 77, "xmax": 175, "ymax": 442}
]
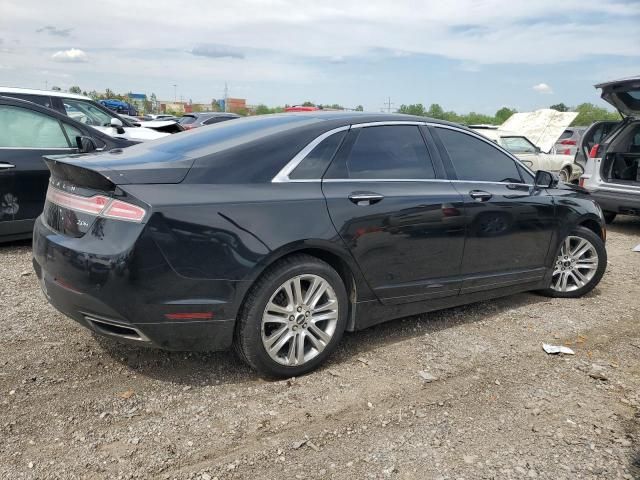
[
  {"xmin": 102, "ymin": 200, "xmax": 146, "ymax": 222},
  {"xmin": 558, "ymin": 148, "xmax": 571, "ymax": 155},
  {"xmin": 589, "ymin": 144, "xmax": 600, "ymax": 158},
  {"xmin": 46, "ymin": 187, "xmax": 146, "ymax": 223},
  {"xmin": 579, "ymin": 178, "xmax": 585, "ymax": 187},
  {"xmin": 560, "ymin": 139, "xmax": 577, "ymax": 145},
  {"xmin": 47, "ymin": 188, "xmax": 109, "ymax": 215}
]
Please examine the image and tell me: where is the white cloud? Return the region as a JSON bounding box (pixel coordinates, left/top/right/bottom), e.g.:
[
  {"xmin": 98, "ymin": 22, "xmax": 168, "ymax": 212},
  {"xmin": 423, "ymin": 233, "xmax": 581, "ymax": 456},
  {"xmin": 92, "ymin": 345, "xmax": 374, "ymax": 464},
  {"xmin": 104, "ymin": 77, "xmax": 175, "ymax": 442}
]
[
  {"xmin": 532, "ymin": 83, "xmax": 553, "ymax": 94},
  {"xmin": 51, "ymin": 48, "xmax": 88, "ymax": 63}
]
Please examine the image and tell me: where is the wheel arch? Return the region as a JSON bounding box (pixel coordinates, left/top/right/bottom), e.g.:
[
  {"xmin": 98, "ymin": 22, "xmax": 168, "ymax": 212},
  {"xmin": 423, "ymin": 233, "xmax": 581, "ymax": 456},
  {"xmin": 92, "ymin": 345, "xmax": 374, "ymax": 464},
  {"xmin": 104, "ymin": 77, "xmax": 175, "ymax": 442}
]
[
  {"xmin": 577, "ymin": 215, "xmax": 606, "ymax": 240},
  {"xmin": 238, "ymin": 240, "xmax": 373, "ymax": 332}
]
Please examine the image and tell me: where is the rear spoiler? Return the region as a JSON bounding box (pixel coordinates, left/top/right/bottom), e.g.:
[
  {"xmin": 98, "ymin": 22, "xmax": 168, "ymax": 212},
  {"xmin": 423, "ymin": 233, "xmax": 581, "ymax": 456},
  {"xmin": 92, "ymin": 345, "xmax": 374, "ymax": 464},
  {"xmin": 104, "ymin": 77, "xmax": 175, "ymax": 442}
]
[{"xmin": 44, "ymin": 156, "xmax": 116, "ymax": 193}]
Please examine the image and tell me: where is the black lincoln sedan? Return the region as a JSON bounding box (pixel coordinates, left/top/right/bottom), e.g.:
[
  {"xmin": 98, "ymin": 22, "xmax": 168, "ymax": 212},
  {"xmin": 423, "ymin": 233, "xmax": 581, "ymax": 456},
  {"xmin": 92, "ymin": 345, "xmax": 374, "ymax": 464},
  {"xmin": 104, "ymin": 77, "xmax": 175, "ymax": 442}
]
[
  {"xmin": 0, "ymin": 96, "xmax": 135, "ymax": 242},
  {"xmin": 32, "ymin": 112, "xmax": 607, "ymax": 377}
]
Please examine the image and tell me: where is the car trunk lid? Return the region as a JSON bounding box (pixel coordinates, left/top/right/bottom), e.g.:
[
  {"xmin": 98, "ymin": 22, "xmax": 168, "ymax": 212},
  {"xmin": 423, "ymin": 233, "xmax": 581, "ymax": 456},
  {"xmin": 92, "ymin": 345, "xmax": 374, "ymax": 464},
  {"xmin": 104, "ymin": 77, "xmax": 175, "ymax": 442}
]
[
  {"xmin": 41, "ymin": 143, "xmax": 194, "ymax": 237},
  {"xmin": 595, "ymin": 76, "xmax": 640, "ymax": 119},
  {"xmin": 500, "ymin": 109, "xmax": 578, "ymax": 154}
]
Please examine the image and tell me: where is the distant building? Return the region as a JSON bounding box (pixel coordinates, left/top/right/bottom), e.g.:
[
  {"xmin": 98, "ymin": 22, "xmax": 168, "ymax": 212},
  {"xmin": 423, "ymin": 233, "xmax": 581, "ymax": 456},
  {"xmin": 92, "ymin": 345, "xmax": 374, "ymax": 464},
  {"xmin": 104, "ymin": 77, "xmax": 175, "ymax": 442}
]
[{"xmin": 226, "ymin": 98, "xmax": 246, "ymax": 113}]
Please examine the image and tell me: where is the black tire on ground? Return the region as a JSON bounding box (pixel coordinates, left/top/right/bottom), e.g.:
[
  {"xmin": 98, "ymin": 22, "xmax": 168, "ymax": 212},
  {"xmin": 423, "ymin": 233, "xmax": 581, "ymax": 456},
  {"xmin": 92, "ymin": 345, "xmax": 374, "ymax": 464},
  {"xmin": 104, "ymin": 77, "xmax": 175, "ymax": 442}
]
[
  {"xmin": 538, "ymin": 226, "xmax": 607, "ymax": 298},
  {"xmin": 603, "ymin": 211, "xmax": 617, "ymax": 224},
  {"xmin": 234, "ymin": 254, "xmax": 348, "ymax": 378}
]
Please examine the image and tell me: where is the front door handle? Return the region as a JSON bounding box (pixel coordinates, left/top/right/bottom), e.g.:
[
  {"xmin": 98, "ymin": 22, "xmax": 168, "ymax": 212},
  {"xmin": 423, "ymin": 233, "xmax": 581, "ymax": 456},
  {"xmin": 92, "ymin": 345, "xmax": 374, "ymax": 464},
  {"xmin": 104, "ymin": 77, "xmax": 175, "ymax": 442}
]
[
  {"xmin": 0, "ymin": 162, "xmax": 16, "ymax": 170},
  {"xmin": 469, "ymin": 190, "xmax": 492, "ymax": 202},
  {"xmin": 348, "ymin": 192, "xmax": 384, "ymax": 206}
]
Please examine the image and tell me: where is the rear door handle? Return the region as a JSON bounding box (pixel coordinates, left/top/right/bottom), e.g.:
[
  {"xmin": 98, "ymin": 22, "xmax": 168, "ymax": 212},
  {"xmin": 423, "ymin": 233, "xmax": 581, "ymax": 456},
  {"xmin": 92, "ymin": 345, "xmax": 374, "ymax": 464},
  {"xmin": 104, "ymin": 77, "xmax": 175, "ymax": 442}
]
[
  {"xmin": 348, "ymin": 192, "xmax": 384, "ymax": 206},
  {"xmin": 0, "ymin": 162, "xmax": 16, "ymax": 170},
  {"xmin": 469, "ymin": 190, "xmax": 492, "ymax": 202}
]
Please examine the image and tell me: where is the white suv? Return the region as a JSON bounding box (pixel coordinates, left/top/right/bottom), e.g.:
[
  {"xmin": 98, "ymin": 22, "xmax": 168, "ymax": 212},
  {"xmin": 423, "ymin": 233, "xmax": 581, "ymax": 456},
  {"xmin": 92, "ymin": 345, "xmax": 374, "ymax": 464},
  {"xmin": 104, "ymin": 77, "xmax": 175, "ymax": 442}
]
[{"xmin": 580, "ymin": 77, "xmax": 640, "ymax": 223}]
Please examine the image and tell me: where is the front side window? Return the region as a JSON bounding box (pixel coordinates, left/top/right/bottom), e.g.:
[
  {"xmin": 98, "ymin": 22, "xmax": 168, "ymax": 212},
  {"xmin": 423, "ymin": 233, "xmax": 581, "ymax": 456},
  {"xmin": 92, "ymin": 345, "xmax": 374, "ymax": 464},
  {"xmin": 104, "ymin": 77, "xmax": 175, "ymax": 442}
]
[
  {"xmin": 0, "ymin": 105, "xmax": 70, "ymax": 148},
  {"xmin": 62, "ymin": 98, "xmax": 114, "ymax": 127},
  {"xmin": 338, "ymin": 126, "xmax": 435, "ymax": 179},
  {"xmin": 436, "ymin": 128, "xmax": 523, "ymax": 183},
  {"xmin": 500, "ymin": 136, "xmax": 538, "ymax": 154}
]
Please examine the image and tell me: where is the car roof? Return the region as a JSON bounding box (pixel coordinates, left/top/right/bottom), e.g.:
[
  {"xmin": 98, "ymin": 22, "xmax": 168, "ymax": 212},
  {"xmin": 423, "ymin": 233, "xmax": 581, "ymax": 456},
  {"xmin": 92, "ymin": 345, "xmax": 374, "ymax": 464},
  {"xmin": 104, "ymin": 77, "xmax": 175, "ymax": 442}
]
[{"xmin": 0, "ymin": 86, "xmax": 91, "ymax": 101}]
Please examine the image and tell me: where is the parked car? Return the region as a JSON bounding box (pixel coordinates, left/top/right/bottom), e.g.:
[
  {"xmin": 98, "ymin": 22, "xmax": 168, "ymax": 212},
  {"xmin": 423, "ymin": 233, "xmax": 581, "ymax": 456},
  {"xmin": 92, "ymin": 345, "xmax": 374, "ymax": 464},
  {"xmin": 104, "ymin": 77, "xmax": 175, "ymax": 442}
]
[
  {"xmin": 554, "ymin": 127, "xmax": 587, "ymax": 156},
  {"xmin": 580, "ymin": 76, "xmax": 640, "ymax": 223},
  {"xmin": 178, "ymin": 112, "xmax": 240, "ymax": 130},
  {"xmin": 470, "ymin": 127, "xmax": 577, "ymax": 182},
  {"xmin": 0, "ymin": 87, "xmax": 169, "ymax": 141},
  {"xmin": 120, "ymin": 114, "xmax": 185, "ymax": 134},
  {"xmin": 33, "ymin": 112, "xmax": 607, "ymax": 377},
  {"xmin": 144, "ymin": 114, "xmax": 177, "ymax": 121},
  {"xmin": 0, "ymin": 95, "xmax": 135, "ymax": 242},
  {"xmin": 99, "ymin": 98, "xmax": 138, "ymax": 116}
]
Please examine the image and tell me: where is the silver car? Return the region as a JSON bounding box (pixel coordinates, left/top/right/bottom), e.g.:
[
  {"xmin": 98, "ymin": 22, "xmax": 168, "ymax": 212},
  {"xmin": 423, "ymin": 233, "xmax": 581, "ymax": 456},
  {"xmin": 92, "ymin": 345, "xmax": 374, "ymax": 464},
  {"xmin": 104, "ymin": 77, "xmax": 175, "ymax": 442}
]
[{"xmin": 580, "ymin": 76, "xmax": 640, "ymax": 223}]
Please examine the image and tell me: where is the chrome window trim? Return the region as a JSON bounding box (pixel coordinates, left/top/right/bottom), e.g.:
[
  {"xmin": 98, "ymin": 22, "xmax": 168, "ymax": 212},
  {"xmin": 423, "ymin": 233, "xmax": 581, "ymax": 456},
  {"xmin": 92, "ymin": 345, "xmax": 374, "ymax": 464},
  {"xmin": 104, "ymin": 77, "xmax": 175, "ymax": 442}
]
[
  {"xmin": 0, "ymin": 147, "xmax": 76, "ymax": 150},
  {"xmin": 271, "ymin": 120, "xmax": 535, "ymax": 183},
  {"xmin": 323, "ymin": 178, "xmax": 450, "ymax": 183}
]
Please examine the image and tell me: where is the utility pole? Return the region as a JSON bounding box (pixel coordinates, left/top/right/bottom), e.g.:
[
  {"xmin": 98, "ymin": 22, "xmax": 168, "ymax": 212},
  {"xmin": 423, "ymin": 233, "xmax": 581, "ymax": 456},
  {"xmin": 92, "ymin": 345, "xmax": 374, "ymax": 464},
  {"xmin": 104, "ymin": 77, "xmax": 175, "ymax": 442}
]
[
  {"xmin": 173, "ymin": 84, "xmax": 177, "ymax": 102},
  {"xmin": 45, "ymin": 80, "xmax": 48, "ymax": 90},
  {"xmin": 223, "ymin": 82, "xmax": 229, "ymax": 113},
  {"xmin": 382, "ymin": 96, "xmax": 394, "ymax": 113}
]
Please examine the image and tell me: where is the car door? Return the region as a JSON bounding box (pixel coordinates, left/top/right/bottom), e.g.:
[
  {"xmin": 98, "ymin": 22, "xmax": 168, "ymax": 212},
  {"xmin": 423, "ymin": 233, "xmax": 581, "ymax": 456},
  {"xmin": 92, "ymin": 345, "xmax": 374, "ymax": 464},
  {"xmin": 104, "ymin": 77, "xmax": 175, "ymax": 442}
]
[
  {"xmin": 322, "ymin": 123, "xmax": 466, "ymax": 305},
  {"xmin": 0, "ymin": 103, "xmax": 78, "ymax": 238},
  {"xmin": 431, "ymin": 125, "xmax": 556, "ymax": 294}
]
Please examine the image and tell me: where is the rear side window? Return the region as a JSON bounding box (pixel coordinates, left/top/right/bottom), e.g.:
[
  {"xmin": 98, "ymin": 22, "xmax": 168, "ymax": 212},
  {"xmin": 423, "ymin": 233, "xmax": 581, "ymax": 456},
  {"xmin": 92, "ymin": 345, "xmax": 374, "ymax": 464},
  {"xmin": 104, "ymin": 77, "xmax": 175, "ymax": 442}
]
[
  {"xmin": 330, "ymin": 126, "xmax": 435, "ymax": 179},
  {"xmin": 179, "ymin": 115, "xmax": 197, "ymax": 125},
  {"xmin": 0, "ymin": 105, "xmax": 70, "ymax": 148},
  {"xmin": 436, "ymin": 127, "xmax": 523, "ymax": 183},
  {"xmin": 290, "ymin": 130, "xmax": 346, "ymax": 179}
]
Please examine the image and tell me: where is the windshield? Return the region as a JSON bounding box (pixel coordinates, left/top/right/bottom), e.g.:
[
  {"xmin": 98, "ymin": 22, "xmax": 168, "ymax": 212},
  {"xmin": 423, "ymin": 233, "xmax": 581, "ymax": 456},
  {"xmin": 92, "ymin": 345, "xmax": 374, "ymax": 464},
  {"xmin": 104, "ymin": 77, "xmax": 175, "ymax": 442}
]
[
  {"xmin": 500, "ymin": 136, "xmax": 538, "ymax": 154},
  {"xmin": 62, "ymin": 98, "xmax": 115, "ymax": 127}
]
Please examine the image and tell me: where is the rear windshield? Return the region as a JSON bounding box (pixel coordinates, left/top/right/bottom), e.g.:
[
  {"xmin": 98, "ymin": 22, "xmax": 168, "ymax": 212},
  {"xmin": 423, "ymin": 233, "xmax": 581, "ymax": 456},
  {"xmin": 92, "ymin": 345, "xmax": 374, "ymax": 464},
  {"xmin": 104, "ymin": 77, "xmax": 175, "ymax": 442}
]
[
  {"xmin": 138, "ymin": 114, "xmax": 321, "ymax": 158},
  {"xmin": 179, "ymin": 115, "xmax": 197, "ymax": 125}
]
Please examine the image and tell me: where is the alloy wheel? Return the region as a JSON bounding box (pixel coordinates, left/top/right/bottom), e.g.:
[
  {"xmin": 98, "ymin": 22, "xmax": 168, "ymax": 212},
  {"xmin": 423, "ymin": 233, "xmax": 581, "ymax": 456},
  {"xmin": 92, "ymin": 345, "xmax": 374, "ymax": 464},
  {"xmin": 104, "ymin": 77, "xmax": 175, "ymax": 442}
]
[
  {"xmin": 261, "ymin": 274, "xmax": 339, "ymax": 366},
  {"xmin": 551, "ymin": 235, "xmax": 599, "ymax": 292}
]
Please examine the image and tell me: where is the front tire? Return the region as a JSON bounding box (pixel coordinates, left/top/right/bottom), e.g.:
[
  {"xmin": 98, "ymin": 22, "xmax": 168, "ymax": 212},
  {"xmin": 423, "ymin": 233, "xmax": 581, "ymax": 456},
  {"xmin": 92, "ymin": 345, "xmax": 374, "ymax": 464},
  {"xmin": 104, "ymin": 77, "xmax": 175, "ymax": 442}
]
[
  {"xmin": 539, "ymin": 226, "xmax": 606, "ymax": 298},
  {"xmin": 235, "ymin": 254, "xmax": 348, "ymax": 377}
]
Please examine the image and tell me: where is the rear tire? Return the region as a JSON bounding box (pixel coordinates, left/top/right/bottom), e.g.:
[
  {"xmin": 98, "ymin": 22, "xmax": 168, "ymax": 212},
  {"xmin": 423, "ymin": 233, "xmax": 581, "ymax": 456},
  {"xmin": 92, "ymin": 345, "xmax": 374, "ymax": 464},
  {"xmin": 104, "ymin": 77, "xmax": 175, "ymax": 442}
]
[
  {"xmin": 539, "ymin": 226, "xmax": 606, "ymax": 298},
  {"xmin": 235, "ymin": 254, "xmax": 348, "ymax": 378},
  {"xmin": 603, "ymin": 211, "xmax": 617, "ymax": 224}
]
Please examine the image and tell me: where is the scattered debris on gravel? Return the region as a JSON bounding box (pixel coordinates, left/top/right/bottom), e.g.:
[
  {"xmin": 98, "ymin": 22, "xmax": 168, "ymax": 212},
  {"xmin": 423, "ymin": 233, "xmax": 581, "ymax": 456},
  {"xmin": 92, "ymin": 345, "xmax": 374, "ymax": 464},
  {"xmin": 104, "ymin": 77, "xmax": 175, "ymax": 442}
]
[{"xmin": 1, "ymin": 217, "xmax": 639, "ymax": 479}]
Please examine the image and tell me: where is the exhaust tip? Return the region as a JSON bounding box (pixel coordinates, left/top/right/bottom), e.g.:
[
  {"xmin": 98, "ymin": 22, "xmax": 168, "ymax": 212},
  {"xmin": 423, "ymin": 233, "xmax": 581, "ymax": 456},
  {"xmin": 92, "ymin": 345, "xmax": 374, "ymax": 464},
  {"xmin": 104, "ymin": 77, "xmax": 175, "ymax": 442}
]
[{"xmin": 84, "ymin": 316, "xmax": 150, "ymax": 342}]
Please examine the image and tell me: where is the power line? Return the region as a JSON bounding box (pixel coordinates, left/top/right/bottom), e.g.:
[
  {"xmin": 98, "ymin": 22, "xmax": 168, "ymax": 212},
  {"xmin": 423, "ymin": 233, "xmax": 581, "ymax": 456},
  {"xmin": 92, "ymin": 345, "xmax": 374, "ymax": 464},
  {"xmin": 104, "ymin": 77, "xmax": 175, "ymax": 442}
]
[{"xmin": 382, "ymin": 96, "xmax": 394, "ymax": 113}]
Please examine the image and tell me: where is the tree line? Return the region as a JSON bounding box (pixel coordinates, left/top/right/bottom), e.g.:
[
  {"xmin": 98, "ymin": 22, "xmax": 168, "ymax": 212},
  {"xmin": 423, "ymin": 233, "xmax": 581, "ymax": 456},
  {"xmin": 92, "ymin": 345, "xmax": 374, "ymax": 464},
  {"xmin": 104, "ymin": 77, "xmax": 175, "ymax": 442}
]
[
  {"xmin": 397, "ymin": 102, "xmax": 620, "ymax": 127},
  {"xmin": 64, "ymin": 85, "xmax": 621, "ymax": 125}
]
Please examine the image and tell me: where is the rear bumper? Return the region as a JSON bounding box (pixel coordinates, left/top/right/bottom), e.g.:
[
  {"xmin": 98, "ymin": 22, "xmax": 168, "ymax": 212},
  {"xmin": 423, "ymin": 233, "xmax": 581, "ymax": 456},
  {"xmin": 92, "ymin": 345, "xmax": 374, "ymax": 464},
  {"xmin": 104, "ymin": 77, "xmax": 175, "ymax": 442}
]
[
  {"xmin": 590, "ymin": 189, "xmax": 640, "ymax": 215},
  {"xmin": 32, "ymin": 217, "xmax": 243, "ymax": 351}
]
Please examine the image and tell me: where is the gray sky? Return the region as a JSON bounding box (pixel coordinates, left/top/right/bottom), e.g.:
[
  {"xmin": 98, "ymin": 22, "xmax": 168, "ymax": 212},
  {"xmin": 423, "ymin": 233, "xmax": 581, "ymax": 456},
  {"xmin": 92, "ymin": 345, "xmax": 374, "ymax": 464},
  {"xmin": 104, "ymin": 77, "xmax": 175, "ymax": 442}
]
[{"xmin": 1, "ymin": 0, "xmax": 638, "ymax": 112}]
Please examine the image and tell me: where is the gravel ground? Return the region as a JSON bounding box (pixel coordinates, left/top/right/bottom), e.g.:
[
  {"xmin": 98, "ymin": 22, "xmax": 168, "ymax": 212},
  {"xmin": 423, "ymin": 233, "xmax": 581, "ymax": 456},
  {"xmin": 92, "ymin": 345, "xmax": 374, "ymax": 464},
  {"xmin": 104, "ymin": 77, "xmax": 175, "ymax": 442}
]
[{"xmin": 1, "ymin": 217, "xmax": 639, "ymax": 480}]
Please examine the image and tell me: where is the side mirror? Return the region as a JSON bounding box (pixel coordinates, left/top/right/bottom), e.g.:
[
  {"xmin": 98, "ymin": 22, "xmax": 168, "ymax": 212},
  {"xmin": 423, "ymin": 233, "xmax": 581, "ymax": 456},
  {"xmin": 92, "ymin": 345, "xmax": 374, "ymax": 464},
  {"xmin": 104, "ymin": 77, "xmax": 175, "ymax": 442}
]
[
  {"xmin": 534, "ymin": 170, "xmax": 557, "ymax": 189},
  {"xmin": 110, "ymin": 117, "xmax": 125, "ymax": 134},
  {"xmin": 534, "ymin": 146, "xmax": 541, "ymax": 154},
  {"xmin": 76, "ymin": 136, "xmax": 98, "ymax": 154}
]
